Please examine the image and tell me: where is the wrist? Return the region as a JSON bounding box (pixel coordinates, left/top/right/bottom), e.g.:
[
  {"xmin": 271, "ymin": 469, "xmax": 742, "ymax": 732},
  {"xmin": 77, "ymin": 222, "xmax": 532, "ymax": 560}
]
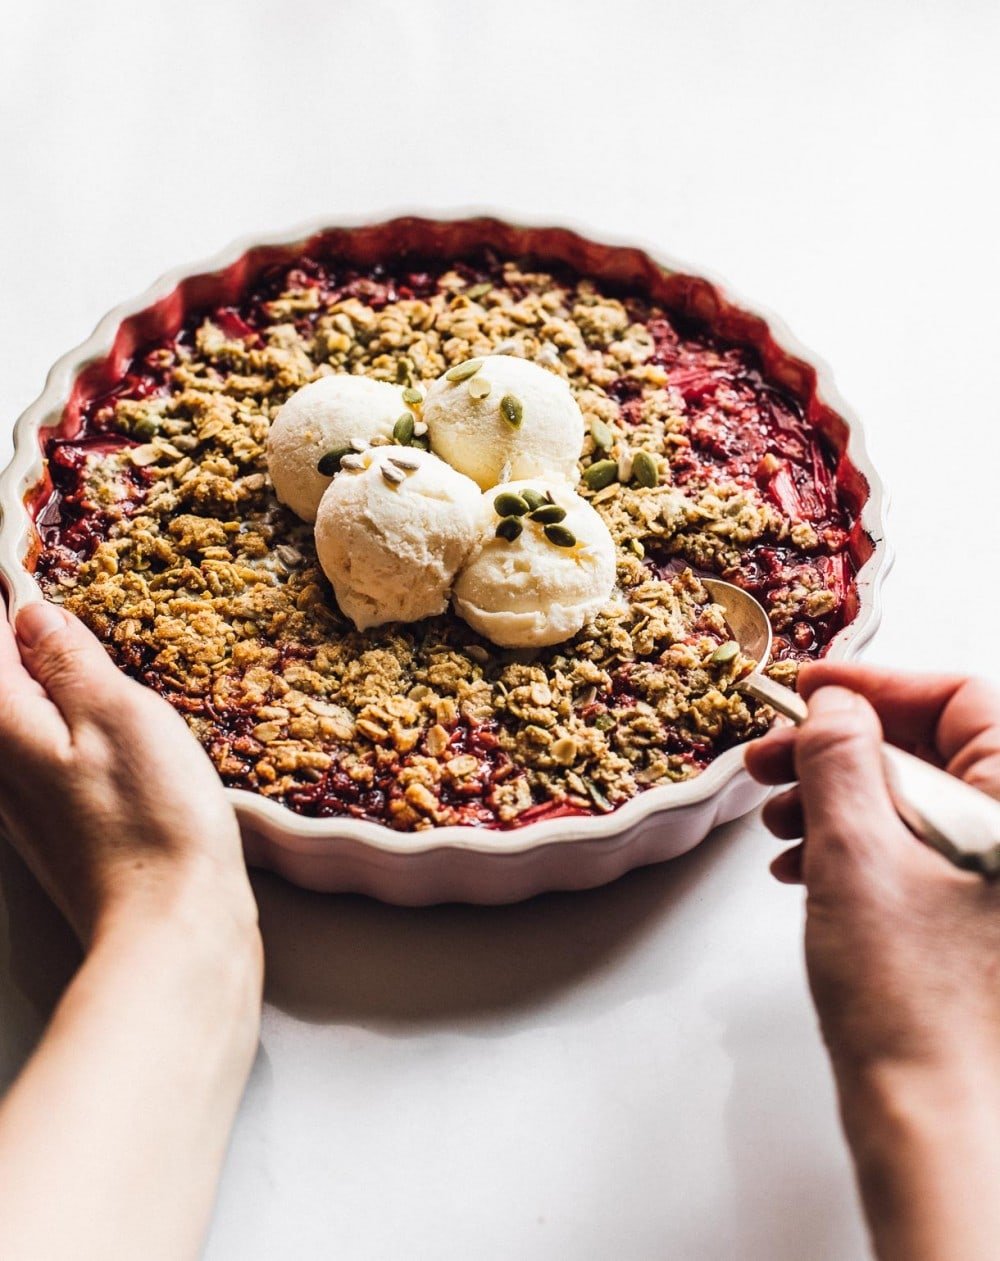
[
  {"xmin": 836, "ymin": 1057, "xmax": 1000, "ymax": 1261},
  {"xmin": 90, "ymin": 854, "xmax": 263, "ymax": 1032}
]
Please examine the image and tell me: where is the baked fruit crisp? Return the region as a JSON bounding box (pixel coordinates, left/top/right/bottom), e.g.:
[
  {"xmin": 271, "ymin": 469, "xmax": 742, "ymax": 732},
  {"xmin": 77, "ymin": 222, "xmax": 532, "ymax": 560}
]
[{"xmin": 31, "ymin": 253, "xmax": 860, "ymax": 830}]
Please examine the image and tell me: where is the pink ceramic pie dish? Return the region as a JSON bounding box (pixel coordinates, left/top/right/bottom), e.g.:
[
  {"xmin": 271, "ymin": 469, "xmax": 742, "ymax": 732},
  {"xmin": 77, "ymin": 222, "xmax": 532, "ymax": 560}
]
[{"xmin": 0, "ymin": 212, "xmax": 890, "ymax": 905}]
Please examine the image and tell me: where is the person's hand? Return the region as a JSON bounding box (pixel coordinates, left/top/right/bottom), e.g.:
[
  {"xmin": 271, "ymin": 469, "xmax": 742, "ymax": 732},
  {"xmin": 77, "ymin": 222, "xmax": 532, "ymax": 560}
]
[
  {"xmin": 0, "ymin": 598, "xmax": 262, "ymax": 1261},
  {"xmin": 746, "ymin": 661, "xmax": 1000, "ymax": 1261},
  {"xmin": 0, "ymin": 599, "xmax": 257, "ymax": 946},
  {"xmin": 746, "ymin": 661, "xmax": 1000, "ymax": 1076}
]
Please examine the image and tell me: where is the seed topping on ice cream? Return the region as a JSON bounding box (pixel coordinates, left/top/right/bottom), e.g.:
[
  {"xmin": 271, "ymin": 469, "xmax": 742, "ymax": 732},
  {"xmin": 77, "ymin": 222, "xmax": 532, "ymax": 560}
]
[
  {"xmin": 313, "ymin": 446, "xmax": 481, "ymax": 630},
  {"xmin": 422, "ymin": 354, "xmax": 584, "ymax": 489},
  {"xmin": 453, "ymin": 479, "xmax": 616, "ymax": 648},
  {"xmin": 266, "ymin": 374, "xmax": 408, "ymax": 522}
]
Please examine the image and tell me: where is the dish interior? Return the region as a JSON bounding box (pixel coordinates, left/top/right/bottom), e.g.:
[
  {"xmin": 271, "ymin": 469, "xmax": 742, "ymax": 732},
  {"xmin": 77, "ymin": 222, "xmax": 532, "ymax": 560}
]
[{"xmin": 22, "ymin": 220, "xmax": 871, "ymax": 832}]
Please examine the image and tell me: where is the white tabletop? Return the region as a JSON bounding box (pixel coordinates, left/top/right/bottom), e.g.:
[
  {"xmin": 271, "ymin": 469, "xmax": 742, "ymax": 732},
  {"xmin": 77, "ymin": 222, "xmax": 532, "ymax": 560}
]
[{"xmin": 1, "ymin": 3, "xmax": 998, "ymax": 1257}]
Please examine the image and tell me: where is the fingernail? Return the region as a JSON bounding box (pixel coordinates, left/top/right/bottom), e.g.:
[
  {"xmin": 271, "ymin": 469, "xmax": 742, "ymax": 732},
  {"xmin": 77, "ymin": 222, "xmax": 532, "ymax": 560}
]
[{"xmin": 16, "ymin": 601, "xmax": 67, "ymax": 648}]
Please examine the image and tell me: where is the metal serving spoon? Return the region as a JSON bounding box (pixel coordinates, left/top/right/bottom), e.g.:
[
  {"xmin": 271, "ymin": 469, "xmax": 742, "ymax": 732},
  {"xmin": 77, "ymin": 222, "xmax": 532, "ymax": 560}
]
[{"xmin": 703, "ymin": 578, "xmax": 1000, "ymax": 877}]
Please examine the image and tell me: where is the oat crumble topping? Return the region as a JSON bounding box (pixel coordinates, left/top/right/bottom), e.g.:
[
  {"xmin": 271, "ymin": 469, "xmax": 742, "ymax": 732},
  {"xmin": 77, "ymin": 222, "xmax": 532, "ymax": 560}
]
[{"xmin": 32, "ymin": 254, "xmax": 859, "ymax": 829}]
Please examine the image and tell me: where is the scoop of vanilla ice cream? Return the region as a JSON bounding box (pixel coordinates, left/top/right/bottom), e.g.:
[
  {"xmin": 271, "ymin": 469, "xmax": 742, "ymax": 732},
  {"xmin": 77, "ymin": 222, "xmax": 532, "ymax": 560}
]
[
  {"xmin": 314, "ymin": 447, "xmax": 481, "ymax": 630},
  {"xmin": 453, "ymin": 479, "xmax": 617, "ymax": 648},
  {"xmin": 422, "ymin": 355, "xmax": 584, "ymax": 490},
  {"xmin": 267, "ymin": 374, "xmax": 407, "ymax": 522}
]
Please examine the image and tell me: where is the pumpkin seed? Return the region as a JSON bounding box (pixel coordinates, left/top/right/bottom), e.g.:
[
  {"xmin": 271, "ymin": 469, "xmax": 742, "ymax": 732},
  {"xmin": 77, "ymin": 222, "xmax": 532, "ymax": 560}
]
[
  {"xmin": 529, "ymin": 504, "xmax": 567, "ymax": 524},
  {"xmin": 544, "ymin": 524, "xmax": 576, "ymax": 548},
  {"xmin": 628, "ymin": 538, "xmax": 645, "ymax": 559},
  {"xmin": 583, "ymin": 459, "xmax": 619, "ymax": 491},
  {"xmin": 520, "ymin": 488, "xmax": 546, "ymax": 511},
  {"xmin": 393, "ymin": 413, "xmax": 415, "ymax": 444},
  {"xmin": 632, "ymin": 450, "xmax": 659, "ymax": 488},
  {"xmin": 581, "ymin": 775, "xmax": 612, "ymax": 811},
  {"xmin": 590, "ymin": 419, "xmax": 614, "ymax": 451},
  {"xmin": 411, "ymin": 433, "xmax": 431, "ymax": 451},
  {"xmin": 494, "ymin": 491, "xmax": 530, "ymax": 517},
  {"xmin": 401, "ymin": 386, "xmax": 423, "ymax": 406},
  {"xmin": 317, "ymin": 447, "xmax": 353, "ymax": 476},
  {"xmin": 710, "ymin": 640, "xmax": 739, "ymax": 665},
  {"xmin": 468, "ymin": 376, "xmax": 492, "ymax": 400},
  {"xmin": 495, "ymin": 516, "xmax": 523, "ymax": 542},
  {"xmin": 500, "ymin": 393, "xmax": 523, "ymax": 428},
  {"xmin": 466, "ymin": 282, "xmax": 493, "ymax": 299},
  {"xmin": 445, "ymin": 358, "xmax": 483, "ymax": 382}
]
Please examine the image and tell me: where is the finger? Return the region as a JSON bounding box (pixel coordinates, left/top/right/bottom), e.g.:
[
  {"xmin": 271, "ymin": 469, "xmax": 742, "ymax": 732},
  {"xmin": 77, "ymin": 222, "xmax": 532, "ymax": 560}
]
[
  {"xmin": 745, "ymin": 726, "xmax": 797, "ymax": 784},
  {"xmin": 798, "ymin": 662, "xmax": 968, "ymax": 753},
  {"xmin": 770, "ymin": 843, "xmax": 804, "ymax": 884},
  {"xmin": 794, "ymin": 686, "xmax": 911, "ymax": 870},
  {"xmin": 935, "ymin": 679, "xmax": 1000, "ymax": 790},
  {"xmin": 0, "ymin": 602, "xmax": 49, "ymax": 702},
  {"xmin": 16, "ymin": 602, "xmax": 128, "ymax": 729},
  {"xmin": 0, "ymin": 604, "xmax": 67, "ymax": 757},
  {"xmin": 761, "ymin": 787, "xmax": 804, "ymax": 840}
]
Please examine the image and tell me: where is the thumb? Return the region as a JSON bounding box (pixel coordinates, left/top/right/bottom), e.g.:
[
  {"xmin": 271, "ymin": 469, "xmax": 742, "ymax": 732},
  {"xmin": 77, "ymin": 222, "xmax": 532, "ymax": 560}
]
[
  {"xmin": 16, "ymin": 602, "xmax": 127, "ymax": 725},
  {"xmin": 795, "ymin": 686, "xmax": 907, "ymax": 871}
]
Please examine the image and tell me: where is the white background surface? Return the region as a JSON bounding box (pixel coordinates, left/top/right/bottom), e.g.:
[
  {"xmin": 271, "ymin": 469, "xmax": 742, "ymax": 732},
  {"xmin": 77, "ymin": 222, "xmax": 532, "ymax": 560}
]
[{"xmin": 1, "ymin": 2, "xmax": 999, "ymax": 1257}]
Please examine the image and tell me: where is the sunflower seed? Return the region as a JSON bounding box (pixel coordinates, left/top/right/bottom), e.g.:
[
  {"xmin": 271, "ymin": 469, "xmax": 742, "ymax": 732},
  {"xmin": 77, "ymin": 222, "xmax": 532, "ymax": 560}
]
[
  {"xmin": 402, "ymin": 386, "xmax": 423, "ymax": 406},
  {"xmin": 468, "ymin": 377, "xmax": 492, "ymax": 400},
  {"xmin": 544, "ymin": 524, "xmax": 576, "ymax": 548},
  {"xmin": 317, "ymin": 446, "xmax": 353, "ymax": 476},
  {"xmin": 339, "ymin": 453, "xmax": 365, "ymax": 471},
  {"xmin": 349, "ymin": 436, "xmax": 369, "ymax": 452},
  {"xmin": 445, "ymin": 358, "xmax": 483, "ymax": 382},
  {"xmin": 393, "ymin": 413, "xmax": 415, "ymax": 444},
  {"xmin": 632, "ymin": 450, "xmax": 659, "ymax": 488},
  {"xmin": 495, "ymin": 517, "xmax": 523, "ymax": 542},
  {"xmin": 389, "ymin": 454, "xmax": 420, "ymax": 472},
  {"xmin": 529, "ymin": 504, "xmax": 567, "ymax": 524},
  {"xmin": 494, "ymin": 491, "xmax": 530, "ymax": 517},
  {"xmin": 413, "ymin": 420, "xmax": 428, "ymax": 436},
  {"xmin": 381, "ymin": 463, "xmax": 406, "ymax": 486},
  {"xmin": 583, "ymin": 459, "xmax": 619, "ymax": 491},
  {"xmin": 500, "ymin": 393, "xmax": 523, "ymax": 428},
  {"xmin": 617, "ymin": 448, "xmax": 634, "ymax": 483},
  {"xmin": 590, "ymin": 419, "xmax": 614, "ymax": 451},
  {"xmin": 710, "ymin": 640, "xmax": 739, "ymax": 665},
  {"xmin": 628, "ymin": 538, "xmax": 645, "ymax": 559},
  {"xmin": 466, "ymin": 643, "xmax": 490, "ymax": 663}
]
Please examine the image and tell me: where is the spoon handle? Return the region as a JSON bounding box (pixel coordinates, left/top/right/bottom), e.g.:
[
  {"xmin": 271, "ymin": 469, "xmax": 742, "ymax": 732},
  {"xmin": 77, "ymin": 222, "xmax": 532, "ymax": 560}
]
[{"xmin": 740, "ymin": 675, "xmax": 1000, "ymax": 877}]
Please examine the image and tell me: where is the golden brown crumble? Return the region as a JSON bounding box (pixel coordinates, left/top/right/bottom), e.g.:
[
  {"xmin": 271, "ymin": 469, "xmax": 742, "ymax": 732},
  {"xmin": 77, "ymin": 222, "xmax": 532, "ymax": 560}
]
[{"xmin": 35, "ymin": 256, "xmax": 853, "ymax": 829}]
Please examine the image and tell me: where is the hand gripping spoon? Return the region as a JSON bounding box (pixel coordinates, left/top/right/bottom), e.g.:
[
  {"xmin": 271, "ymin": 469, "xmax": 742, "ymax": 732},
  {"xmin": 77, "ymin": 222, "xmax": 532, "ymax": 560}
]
[{"xmin": 703, "ymin": 578, "xmax": 1000, "ymax": 877}]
